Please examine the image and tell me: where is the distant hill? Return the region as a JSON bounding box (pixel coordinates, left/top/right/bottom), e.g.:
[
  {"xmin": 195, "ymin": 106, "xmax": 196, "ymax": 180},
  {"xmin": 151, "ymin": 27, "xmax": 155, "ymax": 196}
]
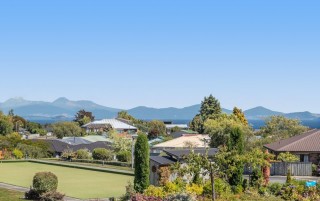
[{"xmin": 0, "ymin": 97, "xmax": 319, "ymax": 125}]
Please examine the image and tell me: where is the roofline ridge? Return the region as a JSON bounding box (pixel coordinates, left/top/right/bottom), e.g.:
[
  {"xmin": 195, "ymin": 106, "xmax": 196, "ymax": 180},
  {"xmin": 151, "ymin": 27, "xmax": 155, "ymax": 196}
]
[{"xmin": 279, "ymin": 129, "xmax": 320, "ymax": 151}]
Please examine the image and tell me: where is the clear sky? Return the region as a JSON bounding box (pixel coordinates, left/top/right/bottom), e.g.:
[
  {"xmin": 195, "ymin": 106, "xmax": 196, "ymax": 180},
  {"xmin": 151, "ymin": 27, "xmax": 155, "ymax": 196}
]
[{"xmin": 0, "ymin": 1, "xmax": 319, "ymax": 112}]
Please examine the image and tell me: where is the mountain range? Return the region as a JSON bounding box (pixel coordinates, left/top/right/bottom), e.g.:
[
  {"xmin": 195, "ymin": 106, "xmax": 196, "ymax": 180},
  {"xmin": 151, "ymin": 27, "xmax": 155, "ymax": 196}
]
[{"xmin": 0, "ymin": 97, "xmax": 320, "ymax": 124}]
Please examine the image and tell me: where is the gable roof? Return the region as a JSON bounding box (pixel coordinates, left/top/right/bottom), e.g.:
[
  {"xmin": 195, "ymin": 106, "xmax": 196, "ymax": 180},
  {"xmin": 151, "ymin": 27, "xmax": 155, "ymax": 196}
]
[
  {"xmin": 170, "ymin": 130, "xmax": 198, "ymax": 139},
  {"xmin": 164, "ymin": 148, "xmax": 218, "ymax": 159},
  {"xmin": 264, "ymin": 129, "xmax": 320, "ymax": 152},
  {"xmin": 83, "ymin": 119, "xmax": 137, "ymax": 130},
  {"xmin": 150, "ymin": 156, "xmax": 177, "ymax": 165},
  {"xmin": 37, "ymin": 139, "xmax": 112, "ymax": 153},
  {"xmin": 152, "ymin": 134, "xmax": 210, "ymax": 149}
]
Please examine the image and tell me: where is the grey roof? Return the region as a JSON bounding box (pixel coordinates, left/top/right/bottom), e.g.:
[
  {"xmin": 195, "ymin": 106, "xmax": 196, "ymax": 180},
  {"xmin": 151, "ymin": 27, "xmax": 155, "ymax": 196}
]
[
  {"xmin": 37, "ymin": 139, "xmax": 112, "ymax": 153},
  {"xmin": 59, "ymin": 138, "xmax": 91, "ymax": 145},
  {"xmin": 164, "ymin": 148, "xmax": 219, "ymax": 159},
  {"xmin": 170, "ymin": 131, "xmax": 198, "ymax": 139},
  {"xmin": 264, "ymin": 129, "xmax": 320, "ymax": 152},
  {"xmin": 150, "ymin": 156, "xmax": 177, "ymax": 165},
  {"xmin": 83, "ymin": 119, "xmax": 137, "ymax": 130}
]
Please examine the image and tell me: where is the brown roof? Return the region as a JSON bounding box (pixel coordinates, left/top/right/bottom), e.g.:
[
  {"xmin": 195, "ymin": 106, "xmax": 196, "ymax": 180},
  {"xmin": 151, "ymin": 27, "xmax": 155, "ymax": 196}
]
[{"xmin": 264, "ymin": 129, "xmax": 320, "ymax": 152}]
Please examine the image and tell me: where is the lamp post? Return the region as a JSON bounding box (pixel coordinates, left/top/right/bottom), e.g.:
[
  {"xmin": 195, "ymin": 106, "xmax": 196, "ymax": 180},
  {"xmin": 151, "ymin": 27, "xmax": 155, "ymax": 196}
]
[{"xmin": 131, "ymin": 134, "xmax": 139, "ymax": 169}]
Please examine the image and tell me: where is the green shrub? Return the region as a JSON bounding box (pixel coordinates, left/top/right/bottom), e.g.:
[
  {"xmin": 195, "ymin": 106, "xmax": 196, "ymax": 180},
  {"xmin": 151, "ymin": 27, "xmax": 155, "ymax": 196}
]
[
  {"xmin": 203, "ymin": 178, "xmax": 231, "ymax": 198},
  {"xmin": 277, "ymin": 152, "xmax": 299, "ymax": 162},
  {"xmin": 185, "ymin": 183, "xmax": 203, "ymax": 196},
  {"xmin": 144, "ymin": 185, "xmax": 165, "ymax": 198},
  {"xmin": 12, "ymin": 149, "xmax": 23, "ymax": 159},
  {"xmin": 116, "ymin": 150, "xmax": 131, "ymax": 162},
  {"xmin": 75, "ymin": 149, "xmax": 91, "ymax": 159},
  {"xmin": 92, "ymin": 148, "xmax": 113, "ymax": 161},
  {"xmin": 17, "ymin": 143, "xmax": 47, "ymax": 159},
  {"xmin": 250, "ymin": 167, "xmax": 263, "ymax": 187},
  {"xmin": 163, "ymin": 182, "xmax": 181, "ymax": 194},
  {"xmin": 40, "ymin": 191, "xmax": 65, "ymax": 201},
  {"xmin": 231, "ymin": 185, "xmax": 243, "ymax": 194},
  {"xmin": 242, "ymin": 179, "xmax": 248, "ymax": 191},
  {"xmin": 33, "ymin": 172, "xmax": 58, "ymax": 195},
  {"xmin": 286, "ymin": 168, "xmax": 292, "ymax": 184},
  {"xmin": 268, "ymin": 182, "xmax": 283, "ymax": 195},
  {"xmin": 61, "ymin": 149, "xmax": 75, "ymax": 160}
]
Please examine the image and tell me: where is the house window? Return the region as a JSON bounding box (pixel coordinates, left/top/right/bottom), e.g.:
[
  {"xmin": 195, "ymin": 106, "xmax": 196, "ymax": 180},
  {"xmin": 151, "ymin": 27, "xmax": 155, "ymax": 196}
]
[{"xmin": 300, "ymin": 154, "xmax": 309, "ymax": 162}]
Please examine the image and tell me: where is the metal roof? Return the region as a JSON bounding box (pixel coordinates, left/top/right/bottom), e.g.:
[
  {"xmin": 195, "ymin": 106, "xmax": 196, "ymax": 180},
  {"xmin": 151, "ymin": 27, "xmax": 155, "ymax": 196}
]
[
  {"xmin": 165, "ymin": 124, "xmax": 188, "ymax": 129},
  {"xmin": 150, "ymin": 156, "xmax": 177, "ymax": 165},
  {"xmin": 264, "ymin": 129, "xmax": 320, "ymax": 152},
  {"xmin": 83, "ymin": 119, "xmax": 137, "ymax": 130}
]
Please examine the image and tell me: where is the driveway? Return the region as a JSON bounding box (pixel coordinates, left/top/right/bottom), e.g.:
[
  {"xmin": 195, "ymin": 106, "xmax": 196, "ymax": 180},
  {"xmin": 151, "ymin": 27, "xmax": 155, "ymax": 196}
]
[{"xmin": 244, "ymin": 175, "xmax": 320, "ymax": 184}]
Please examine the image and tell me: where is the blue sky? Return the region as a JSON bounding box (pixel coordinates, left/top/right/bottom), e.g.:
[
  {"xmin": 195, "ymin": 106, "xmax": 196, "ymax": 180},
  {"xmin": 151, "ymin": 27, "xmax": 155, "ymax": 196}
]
[{"xmin": 0, "ymin": 1, "xmax": 319, "ymax": 112}]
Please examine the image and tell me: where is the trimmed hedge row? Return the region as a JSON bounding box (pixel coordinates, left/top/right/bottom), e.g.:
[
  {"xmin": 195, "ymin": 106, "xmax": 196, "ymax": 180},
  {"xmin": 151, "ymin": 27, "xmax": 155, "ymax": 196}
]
[
  {"xmin": 64, "ymin": 158, "xmax": 131, "ymax": 168},
  {"xmin": 0, "ymin": 159, "xmax": 134, "ymax": 176}
]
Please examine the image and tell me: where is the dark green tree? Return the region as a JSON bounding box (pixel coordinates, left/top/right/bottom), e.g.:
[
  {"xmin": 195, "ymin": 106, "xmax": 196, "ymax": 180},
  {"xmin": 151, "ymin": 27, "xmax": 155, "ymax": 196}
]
[
  {"xmin": 228, "ymin": 127, "xmax": 244, "ymax": 154},
  {"xmin": 117, "ymin": 111, "xmax": 134, "ymax": 121},
  {"xmin": 147, "ymin": 120, "xmax": 166, "ymax": 139},
  {"xmin": 0, "ymin": 112, "xmax": 14, "ymax": 136},
  {"xmin": 134, "ymin": 133, "xmax": 150, "ymax": 193},
  {"xmin": 189, "ymin": 114, "xmax": 204, "ymax": 134},
  {"xmin": 190, "ymin": 95, "xmax": 222, "ymax": 134},
  {"xmin": 74, "ymin": 110, "xmax": 95, "ymax": 126},
  {"xmin": 52, "ymin": 122, "xmax": 83, "ymax": 139},
  {"xmin": 200, "ymin": 95, "xmax": 222, "ymax": 119}
]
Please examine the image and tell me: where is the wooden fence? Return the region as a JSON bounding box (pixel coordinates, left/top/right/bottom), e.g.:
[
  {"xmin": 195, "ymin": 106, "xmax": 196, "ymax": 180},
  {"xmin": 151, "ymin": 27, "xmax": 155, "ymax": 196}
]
[{"xmin": 244, "ymin": 162, "xmax": 313, "ymax": 176}]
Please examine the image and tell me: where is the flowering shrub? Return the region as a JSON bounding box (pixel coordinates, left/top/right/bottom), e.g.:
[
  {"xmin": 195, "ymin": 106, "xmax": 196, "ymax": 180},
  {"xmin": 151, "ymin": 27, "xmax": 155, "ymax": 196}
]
[
  {"xmin": 185, "ymin": 183, "xmax": 203, "ymax": 196},
  {"xmin": 144, "ymin": 185, "xmax": 165, "ymax": 198}
]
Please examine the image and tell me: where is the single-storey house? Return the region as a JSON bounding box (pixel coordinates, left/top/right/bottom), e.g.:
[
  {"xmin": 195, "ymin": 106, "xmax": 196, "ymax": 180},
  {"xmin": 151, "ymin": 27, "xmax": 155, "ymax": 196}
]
[
  {"xmin": 34, "ymin": 139, "xmax": 113, "ymax": 158},
  {"xmin": 82, "ymin": 119, "xmax": 137, "ymax": 134},
  {"xmin": 150, "ymin": 148, "xmax": 218, "ymax": 186},
  {"xmin": 151, "ymin": 134, "xmax": 211, "ymax": 153},
  {"xmin": 170, "ymin": 130, "xmax": 198, "ymax": 139},
  {"xmin": 264, "ymin": 129, "xmax": 320, "ymax": 164}
]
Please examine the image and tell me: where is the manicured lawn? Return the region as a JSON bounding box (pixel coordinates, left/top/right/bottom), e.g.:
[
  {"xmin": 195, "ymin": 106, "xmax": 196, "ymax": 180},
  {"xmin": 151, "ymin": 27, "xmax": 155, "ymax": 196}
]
[
  {"xmin": 0, "ymin": 188, "xmax": 24, "ymax": 201},
  {"xmin": 0, "ymin": 162, "xmax": 133, "ymax": 199}
]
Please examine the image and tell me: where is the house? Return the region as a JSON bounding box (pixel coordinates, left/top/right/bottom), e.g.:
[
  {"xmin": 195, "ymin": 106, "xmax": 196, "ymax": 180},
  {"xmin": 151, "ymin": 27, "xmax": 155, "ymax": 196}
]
[
  {"xmin": 82, "ymin": 119, "xmax": 137, "ymax": 134},
  {"xmin": 150, "ymin": 148, "xmax": 218, "ymax": 186},
  {"xmin": 170, "ymin": 130, "xmax": 198, "ymax": 139},
  {"xmin": 34, "ymin": 137, "xmax": 113, "ymax": 157},
  {"xmin": 151, "ymin": 134, "xmax": 211, "ymax": 153},
  {"xmin": 264, "ymin": 129, "xmax": 320, "ymax": 164},
  {"xmin": 164, "ymin": 122, "xmax": 189, "ymax": 134}
]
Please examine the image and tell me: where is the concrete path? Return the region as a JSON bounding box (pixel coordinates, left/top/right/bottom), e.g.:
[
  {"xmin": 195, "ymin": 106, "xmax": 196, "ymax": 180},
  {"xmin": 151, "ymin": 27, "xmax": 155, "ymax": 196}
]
[
  {"xmin": 244, "ymin": 175, "xmax": 320, "ymax": 184},
  {"xmin": 0, "ymin": 182, "xmax": 110, "ymax": 201}
]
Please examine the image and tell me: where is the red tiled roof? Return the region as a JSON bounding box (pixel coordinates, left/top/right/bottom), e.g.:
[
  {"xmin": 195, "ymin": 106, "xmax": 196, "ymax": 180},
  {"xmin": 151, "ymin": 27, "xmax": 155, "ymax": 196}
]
[{"xmin": 264, "ymin": 129, "xmax": 320, "ymax": 152}]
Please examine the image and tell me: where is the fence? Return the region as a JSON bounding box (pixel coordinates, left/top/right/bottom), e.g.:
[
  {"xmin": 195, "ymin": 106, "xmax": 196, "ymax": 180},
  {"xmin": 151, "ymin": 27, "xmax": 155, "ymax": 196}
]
[{"xmin": 244, "ymin": 162, "xmax": 313, "ymax": 176}]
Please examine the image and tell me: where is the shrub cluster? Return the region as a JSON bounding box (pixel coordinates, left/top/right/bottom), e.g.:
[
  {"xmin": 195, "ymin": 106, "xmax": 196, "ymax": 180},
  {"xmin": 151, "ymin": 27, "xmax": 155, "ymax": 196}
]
[
  {"xmin": 92, "ymin": 148, "xmax": 113, "ymax": 161},
  {"xmin": 25, "ymin": 172, "xmax": 64, "ymax": 201}
]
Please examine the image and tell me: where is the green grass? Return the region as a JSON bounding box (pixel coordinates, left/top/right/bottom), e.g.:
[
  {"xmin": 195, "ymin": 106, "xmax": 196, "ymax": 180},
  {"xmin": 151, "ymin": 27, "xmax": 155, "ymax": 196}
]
[
  {"xmin": 0, "ymin": 162, "xmax": 133, "ymax": 199},
  {"xmin": 0, "ymin": 188, "xmax": 24, "ymax": 201},
  {"xmin": 41, "ymin": 159, "xmax": 133, "ymax": 171}
]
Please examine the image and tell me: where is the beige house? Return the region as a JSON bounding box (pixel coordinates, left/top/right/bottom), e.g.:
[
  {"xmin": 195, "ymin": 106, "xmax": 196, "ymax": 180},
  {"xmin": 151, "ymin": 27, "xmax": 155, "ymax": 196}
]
[{"xmin": 151, "ymin": 134, "xmax": 211, "ymax": 153}]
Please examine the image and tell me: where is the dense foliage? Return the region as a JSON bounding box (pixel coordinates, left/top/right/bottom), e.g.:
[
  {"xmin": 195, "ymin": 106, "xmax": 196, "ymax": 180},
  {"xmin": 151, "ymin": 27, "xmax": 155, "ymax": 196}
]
[
  {"xmin": 92, "ymin": 148, "xmax": 113, "ymax": 161},
  {"xmin": 74, "ymin": 109, "xmax": 94, "ymax": 126},
  {"xmin": 0, "ymin": 112, "xmax": 14, "ymax": 135},
  {"xmin": 134, "ymin": 133, "xmax": 150, "ymax": 193},
  {"xmin": 190, "ymin": 95, "xmax": 222, "ymax": 134},
  {"xmin": 32, "ymin": 172, "xmax": 58, "ymax": 195},
  {"xmin": 258, "ymin": 116, "xmax": 308, "ymax": 140},
  {"xmin": 52, "ymin": 122, "xmax": 83, "ymax": 139},
  {"xmin": 147, "ymin": 120, "xmax": 166, "ymax": 139}
]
